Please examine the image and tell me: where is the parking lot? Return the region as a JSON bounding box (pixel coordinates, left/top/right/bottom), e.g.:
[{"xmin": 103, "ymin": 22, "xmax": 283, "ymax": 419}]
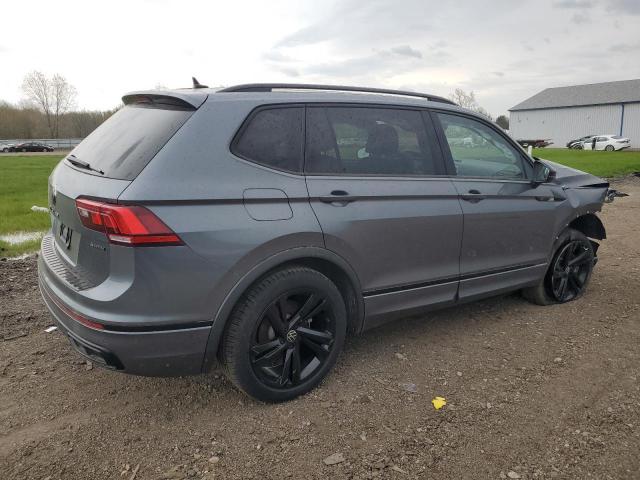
[{"xmin": 1, "ymin": 175, "xmax": 639, "ymax": 480}]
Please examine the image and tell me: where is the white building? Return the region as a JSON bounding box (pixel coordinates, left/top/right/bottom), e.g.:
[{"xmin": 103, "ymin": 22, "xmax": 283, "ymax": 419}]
[{"xmin": 509, "ymin": 79, "xmax": 640, "ymax": 149}]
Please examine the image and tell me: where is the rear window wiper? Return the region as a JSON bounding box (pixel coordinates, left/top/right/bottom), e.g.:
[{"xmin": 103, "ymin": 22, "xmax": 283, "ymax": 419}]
[{"xmin": 66, "ymin": 154, "xmax": 104, "ymax": 175}]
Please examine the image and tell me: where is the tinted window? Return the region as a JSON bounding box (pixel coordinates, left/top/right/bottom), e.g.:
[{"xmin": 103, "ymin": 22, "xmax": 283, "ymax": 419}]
[
  {"xmin": 438, "ymin": 113, "xmax": 526, "ymax": 179},
  {"xmin": 233, "ymin": 107, "xmax": 303, "ymax": 172},
  {"xmin": 69, "ymin": 104, "xmax": 194, "ymax": 180},
  {"xmin": 306, "ymin": 107, "xmax": 439, "ymax": 175}
]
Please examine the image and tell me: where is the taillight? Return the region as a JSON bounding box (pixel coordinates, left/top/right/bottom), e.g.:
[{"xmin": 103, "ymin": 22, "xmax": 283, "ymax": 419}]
[{"xmin": 75, "ymin": 198, "xmax": 182, "ymax": 246}]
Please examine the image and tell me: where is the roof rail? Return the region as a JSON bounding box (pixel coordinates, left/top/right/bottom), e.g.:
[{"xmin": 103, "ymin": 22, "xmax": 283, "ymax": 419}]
[{"xmin": 217, "ymin": 83, "xmax": 456, "ymax": 105}]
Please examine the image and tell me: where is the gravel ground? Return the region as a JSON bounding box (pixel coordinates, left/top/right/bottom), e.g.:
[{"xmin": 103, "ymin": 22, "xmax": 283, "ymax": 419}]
[{"xmin": 1, "ymin": 177, "xmax": 639, "ymax": 480}]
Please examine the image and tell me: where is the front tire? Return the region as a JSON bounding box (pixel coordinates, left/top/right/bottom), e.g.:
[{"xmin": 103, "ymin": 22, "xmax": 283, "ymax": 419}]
[
  {"xmin": 222, "ymin": 266, "xmax": 347, "ymax": 402},
  {"xmin": 522, "ymin": 228, "xmax": 595, "ymax": 306}
]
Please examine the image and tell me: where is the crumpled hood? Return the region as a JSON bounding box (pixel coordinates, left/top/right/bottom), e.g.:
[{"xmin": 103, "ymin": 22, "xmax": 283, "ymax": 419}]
[{"xmin": 539, "ymin": 159, "xmax": 609, "ymax": 189}]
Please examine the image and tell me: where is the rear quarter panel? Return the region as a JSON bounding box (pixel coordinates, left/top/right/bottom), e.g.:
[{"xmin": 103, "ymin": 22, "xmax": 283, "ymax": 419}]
[{"xmin": 118, "ymin": 98, "xmax": 325, "ymax": 339}]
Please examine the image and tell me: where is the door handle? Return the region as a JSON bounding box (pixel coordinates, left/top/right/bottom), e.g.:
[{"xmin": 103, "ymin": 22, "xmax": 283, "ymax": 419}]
[
  {"xmin": 460, "ymin": 189, "xmax": 486, "ymax": 202},
  {"xmin": 318, "ymin": 190, "xmax": 356, "ymax": 205}
]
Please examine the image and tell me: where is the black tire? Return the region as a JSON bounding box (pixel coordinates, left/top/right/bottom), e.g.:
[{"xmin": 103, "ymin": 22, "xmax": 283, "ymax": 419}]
[
  {"xmin": 605, "ymin": 145, "xmax": 614, "ymax": 152},
  {"xmin": 522, "ymin": 228, "xmax": 595, "ymax": 306},
  {"xmin": 222, "ymin": 266, "xmax": 347, "ymax": 402}
]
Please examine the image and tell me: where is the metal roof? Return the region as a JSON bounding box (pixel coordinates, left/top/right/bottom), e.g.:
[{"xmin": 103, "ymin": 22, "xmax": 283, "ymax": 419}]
[{"xmin": 509, "ymin": 79, "xmax": 640, "ymax": 111}]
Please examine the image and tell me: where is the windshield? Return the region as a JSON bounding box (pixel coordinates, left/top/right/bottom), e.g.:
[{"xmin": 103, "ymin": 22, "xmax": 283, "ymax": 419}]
[{"xmin": 68, "ymin": 104, "xmax": 194, "ymax": 180}]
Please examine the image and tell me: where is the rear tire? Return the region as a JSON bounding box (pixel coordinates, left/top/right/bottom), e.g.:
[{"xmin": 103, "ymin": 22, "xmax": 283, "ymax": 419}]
[
  {"xmin": 522, "ymin": 228, "xmax": 595, "ymax": 306},
  {"xmin": 605, "ymin": 145, "xmax": 615, "ymax": 152},
  {"xmin": 222, "ymin": 266, "xmax": 347, "ymax": 402}
]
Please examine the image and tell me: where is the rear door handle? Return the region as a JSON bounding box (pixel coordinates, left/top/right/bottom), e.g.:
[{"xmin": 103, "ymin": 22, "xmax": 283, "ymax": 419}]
[
  {"xmin": 318, "ymin": 190, "xmax": 356, "ymax": 205},
  {"xmin": 460, "ymin": 189, "xmax": 486, "ymax": 202}
]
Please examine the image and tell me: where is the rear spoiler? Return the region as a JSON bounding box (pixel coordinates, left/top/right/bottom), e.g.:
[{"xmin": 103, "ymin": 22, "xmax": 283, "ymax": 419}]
[{"xmin": 122, "ymin": 90, "xmax": 208, "ymax": 109}]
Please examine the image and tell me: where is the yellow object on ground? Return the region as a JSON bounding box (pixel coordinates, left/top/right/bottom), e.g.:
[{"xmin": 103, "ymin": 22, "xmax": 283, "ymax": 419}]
[{"xmin": 432, "ymin": 396, "xmax": 447, "ymax": 410}]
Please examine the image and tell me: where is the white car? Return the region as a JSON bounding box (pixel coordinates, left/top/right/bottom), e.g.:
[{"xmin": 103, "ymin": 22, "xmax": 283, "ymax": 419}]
[{"xmin": 582, "ymin": 134, "xmax": 631, "ymax": 151}]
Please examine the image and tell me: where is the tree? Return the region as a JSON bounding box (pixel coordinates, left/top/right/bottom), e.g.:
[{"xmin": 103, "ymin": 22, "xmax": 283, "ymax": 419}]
[
  {"xmin": 495, "ymin": 115, "xmax": 509, "ymax": 130},
  {"xmin": 22, "ymin": 71, "xmax": 77, "ymax": 138},
  {"xmin": 448, "ymin": 88, "xmax": 493, "ymax": 120}
]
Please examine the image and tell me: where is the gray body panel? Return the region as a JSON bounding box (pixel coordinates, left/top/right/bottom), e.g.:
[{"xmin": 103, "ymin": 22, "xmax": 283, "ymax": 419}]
[{"xmin": 37, "ymin": 87, "xmax": 609, "ymax": 376}]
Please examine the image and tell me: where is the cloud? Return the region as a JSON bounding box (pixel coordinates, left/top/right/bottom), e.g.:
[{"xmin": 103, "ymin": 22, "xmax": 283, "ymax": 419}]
[
  {"xmin": 390, "ymin": 45, "xmax": 422, "ymax": 59},
  {"xmin": 273, "ymin": 66, "xmax": 300, "ymax": 77},
  {"xmin": 264, "ymin": 43, "xmax": 437, "ymax": 81},
  {"xmin": 302, "ymin": 46, "xmax": 431, "ymax": 78},
  {"xmin": 262, "ymin": 50, "xmax": 296, "ymax": 63},
  {"xmin": 571, "ymin": 12, "xmax": 591, "ymax": 23},
  {"xmin": 521, "ymin": 41, "xmax": 535, "ymax": 52},
  {"xmin": 608, "ymin": 41, "xmax": 640, "ymax": 52},
  {"xmin": 2, "ymin": 0, "xmax": 638, "ymax": 119},
  {"xmin": 606, "ymin": 0, "xmax": 640, "ymax": 14},
  {"xmin": 553, "ymin": 0, "xmax": 594, "ymax": 8}
]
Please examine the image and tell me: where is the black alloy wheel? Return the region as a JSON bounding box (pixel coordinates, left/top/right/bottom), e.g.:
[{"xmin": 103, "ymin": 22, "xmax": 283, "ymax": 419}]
[
  {"xmin": 549, "ymin": 239, "xmax": 593, "ymax": 302},
  {"xmin": 250, "ymin": 290, "xmax": 335, "ymax": 388},
  {"xmin": 222, "ymin": 266, "xmax": 347, "ymax": 402}
]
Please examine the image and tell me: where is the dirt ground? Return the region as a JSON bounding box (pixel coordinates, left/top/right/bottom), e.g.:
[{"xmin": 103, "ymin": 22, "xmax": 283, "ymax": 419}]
[{"xmin": 1, "ymin": 177, "xmax": 639, "ymax": 480}]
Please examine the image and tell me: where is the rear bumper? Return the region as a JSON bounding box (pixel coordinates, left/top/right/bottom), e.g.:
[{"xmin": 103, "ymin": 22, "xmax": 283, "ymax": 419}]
[{"xmin": 38, "ymin": 256, "xmax": 211, "ymax": 376}]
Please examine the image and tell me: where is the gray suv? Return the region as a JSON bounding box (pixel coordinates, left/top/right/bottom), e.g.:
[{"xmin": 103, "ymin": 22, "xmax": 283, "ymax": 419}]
[{"xmin": 38, "ymin": 83, "xmax": 610, "ymax": 402}]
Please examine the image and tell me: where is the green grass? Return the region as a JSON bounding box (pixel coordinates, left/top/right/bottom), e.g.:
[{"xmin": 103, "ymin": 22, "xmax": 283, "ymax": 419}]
[
  {"xmin": 0, "ymin": 238, "xmax": 44, "ymax": 258},
  {"xmin": 533, "ymin": 148, "xmax": 640, "ymax": 178},
  {"xmin": 0, "ymin": 155, "xmax": 62, "ymax": 257}
]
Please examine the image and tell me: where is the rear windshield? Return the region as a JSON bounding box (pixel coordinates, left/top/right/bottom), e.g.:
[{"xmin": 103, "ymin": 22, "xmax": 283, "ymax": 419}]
[
  {"xmin": 611, "ymin": 135, "xmax": 623, "ymax": 139},
  {"xmin": 67, "ymin": 104, "xmax": 194, "ymax": 180}
]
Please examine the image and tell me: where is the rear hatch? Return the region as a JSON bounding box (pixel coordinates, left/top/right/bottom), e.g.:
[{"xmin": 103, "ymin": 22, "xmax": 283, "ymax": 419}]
[{"xmin": 45, "ymin": 93, "xmax": 203, "ymax": 290}]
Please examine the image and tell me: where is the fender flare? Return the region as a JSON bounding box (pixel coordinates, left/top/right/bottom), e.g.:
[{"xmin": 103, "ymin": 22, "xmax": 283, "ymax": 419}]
[{"xmin": 200, "ymin": 246, "xmax": 364, "ymax": 372}]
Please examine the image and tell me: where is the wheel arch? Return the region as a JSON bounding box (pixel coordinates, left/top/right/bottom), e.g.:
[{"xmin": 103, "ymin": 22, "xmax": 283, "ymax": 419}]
[
  {"xmin": 568, "ymin": 213, "xmax": 606, "ymax": 240},
  {"xmin": 201, "ymin": 247, "xmax": 365, "ymax": 372}
]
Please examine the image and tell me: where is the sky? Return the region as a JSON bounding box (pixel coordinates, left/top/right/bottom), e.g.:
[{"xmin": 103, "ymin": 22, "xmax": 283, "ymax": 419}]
[{"xmin": 1, "ymin": 0, "xmax": 638, "ymax": 117}]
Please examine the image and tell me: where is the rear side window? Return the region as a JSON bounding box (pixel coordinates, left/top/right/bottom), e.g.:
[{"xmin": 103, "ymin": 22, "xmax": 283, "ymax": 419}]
[
  {"xmin": 233, "ymin": 107, "xmax": 304, "ymax": 172},
  {"xmin": 69, "ymin": 104, "xmax": 194, "ymax": 180},
  {"xmin": 306, "ymin": 106, "xmax": 440, "ymax": 176}
]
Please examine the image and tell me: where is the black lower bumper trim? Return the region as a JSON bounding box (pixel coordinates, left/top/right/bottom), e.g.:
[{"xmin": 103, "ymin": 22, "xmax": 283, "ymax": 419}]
[{"xmin": 63, "ymin": 327, "xmax": 124, "ymax": 370}]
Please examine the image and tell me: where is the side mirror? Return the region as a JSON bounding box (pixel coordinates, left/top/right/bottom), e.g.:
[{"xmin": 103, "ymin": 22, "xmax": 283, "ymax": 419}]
[{"xmin": 532, "ymin": 160, "xmax": 555, "ymax": 185}]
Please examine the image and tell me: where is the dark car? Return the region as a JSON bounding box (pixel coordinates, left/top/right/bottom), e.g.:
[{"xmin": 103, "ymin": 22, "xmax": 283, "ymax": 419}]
[
  {"xmin": 39, "ymin": 83, "xmax": 612, "ymax": 402},
  {"xmin": 516, "ymin": 139, "xmax": 553, "ymax": 148},
  {"xmin": 11, "ymin": 142, "xmax": 55, "ymax": 152},
  {"xmin": 566, "ymin": 135, "xmax": 594, "ymax": 149}
]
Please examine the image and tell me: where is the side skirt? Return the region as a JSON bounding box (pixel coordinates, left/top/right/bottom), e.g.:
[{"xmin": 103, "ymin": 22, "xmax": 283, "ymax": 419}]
[{"xmin": 361, "ymin": 263, "xmax": 547, "ymax": 331}]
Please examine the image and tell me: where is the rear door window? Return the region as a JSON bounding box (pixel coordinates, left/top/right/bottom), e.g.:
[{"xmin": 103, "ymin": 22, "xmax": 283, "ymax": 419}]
[
  {"xmin": 305, "ymin": 106, "xmax": 441, "ymax": 175},
  {"xmin": 232, "ymin": 107, "xmax": 304, "ymax": 173},
  {"xmin": 69, "ymin": 104, "xmax": 194, "ymax": 180}
]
